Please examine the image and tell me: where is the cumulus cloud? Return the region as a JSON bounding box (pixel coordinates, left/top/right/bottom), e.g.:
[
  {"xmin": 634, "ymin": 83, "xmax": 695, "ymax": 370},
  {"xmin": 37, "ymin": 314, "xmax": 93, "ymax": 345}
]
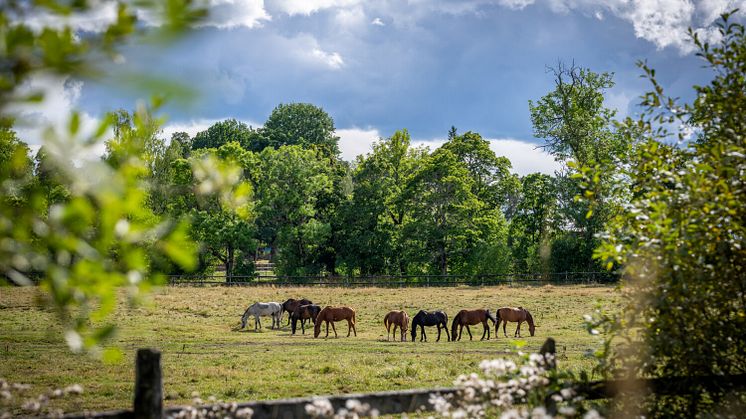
[
  {"xmin": 532, "ymin": 0, "xmax": 746, "ymax": 53},
  {"xmin": 498, "ymin": 0, "xmax": 536, "ymax": 10},
  {"xmin": 197, "ymin": 0, "xmax": 271, "ymax": 29},
  {"xmin": 7, "ymin": 75, "xmax": 109, "ymax": 163},
  {"xmin": 311, "ymin": 48, "xmax": 346, "ymax": 69},
  {"xmin": 371, "ymin": 17, "xmax": 385, "ymax": 26},
  {"xmin": 269, "ymin": 0, "xmax": 362, "ymax": 16}
]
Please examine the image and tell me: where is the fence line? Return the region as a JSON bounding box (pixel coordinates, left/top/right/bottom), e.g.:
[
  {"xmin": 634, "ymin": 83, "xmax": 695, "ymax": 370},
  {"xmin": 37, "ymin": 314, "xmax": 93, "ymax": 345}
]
[
  {"xmin": 167, "ymin": 271, "xmax": 619, "ymax": 287},
  {"xmin": 63, "ymin": 339, "xmax": 746, "ymax": 419}
]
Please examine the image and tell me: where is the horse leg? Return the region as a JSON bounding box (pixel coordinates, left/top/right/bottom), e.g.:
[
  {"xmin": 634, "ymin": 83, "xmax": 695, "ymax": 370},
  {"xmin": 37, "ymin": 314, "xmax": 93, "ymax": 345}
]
[
  {"xmin": 515, "ymin": 321, "xmax": 521, "ymax": 337},
  {"xmin": 481, "ymin": 322, "xmax": 488, "ymax": 341},
  {"xmin": 503, "ymin": 320, "xmax": 508, "ymax": 337},
  {"xmin": 325, "ymin": 321, "xmax": 330, "ymax": 338},
  {"xmin": 421, "ymin": 325, "xmax": 427, "ymax": 342},
  {"xmin": 301, "ymin": 318, "xmax": 305, "ymax": 335},
  {"xmin": 352, "ymin": 319, "xmax": 357, "ymax": 336},
  {"xmin": 436, "ymin": 325, "xmax": 442, "ymax": 342},
  {"xmin": 332, "ymin": 322, "xmax": 338, "ymax": 338},
  {"xmin": 466, "ymin": 325, "xmax": 473, "ymax": 341},
  {"xmin": 443, "ymin": 323, "xmax": 451, "ymax": 342},
  {"xmin": 457, "ymin": 325, "xmax": 462, "ymax": 341}
]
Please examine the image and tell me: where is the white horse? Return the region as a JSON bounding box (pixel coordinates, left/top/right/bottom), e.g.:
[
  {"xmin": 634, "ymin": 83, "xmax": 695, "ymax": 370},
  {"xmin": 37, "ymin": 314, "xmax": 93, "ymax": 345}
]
[{"xmin": 240, "ymin": 302, "xmax": 283, "ymax": 330}]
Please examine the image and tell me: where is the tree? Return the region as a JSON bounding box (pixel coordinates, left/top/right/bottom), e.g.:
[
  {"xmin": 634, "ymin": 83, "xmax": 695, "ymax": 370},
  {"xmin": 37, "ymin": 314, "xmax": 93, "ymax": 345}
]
[
  {"xmin": 404, "ymin": 148, "xmax": 483, "ymax": 275},
  {"xmin": 588, "ymin": 12, "xmax": 746, "ymax": 416},
  {"xmin": 260, "ymin": 103, "xmax": 340, "ymax": 159},
  {"xmin": 255, "ymin": 145, "xmax": 333, "ymax": 276},
  {"xmin": 441, "ymin": 130, "xmax": 520, "ymax": 211},
  {"xmin": 336, "ymin": 130, "xmax": 426, "ymax": 275},
  {"xmin": 509, "ymin": 173, "xmax": 556, "ymax": 273},
  {"xmin": 529, "ymin": 63, "xmax": 627, "ymax": 271},
  {"xmin": 192, "ymin": 119, "xmax": 259, "ymax": 151}
]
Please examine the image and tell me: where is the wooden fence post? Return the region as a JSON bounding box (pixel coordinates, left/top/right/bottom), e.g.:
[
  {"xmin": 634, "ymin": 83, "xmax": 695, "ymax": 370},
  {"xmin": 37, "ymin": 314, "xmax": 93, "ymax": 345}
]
[
  {"xmin": 134, "ymin": 348, "xmax": 163, "ymax": 419},
  {"xmin": 540, "ymin": 338, "xmax": 558, "ymax": 415}
]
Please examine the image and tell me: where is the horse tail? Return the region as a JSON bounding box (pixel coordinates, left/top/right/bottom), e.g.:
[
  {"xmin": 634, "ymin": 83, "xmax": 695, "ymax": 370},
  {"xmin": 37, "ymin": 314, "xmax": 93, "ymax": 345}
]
[
  {"xmin": 486, "ymin": 309, "xmax": 496, "ymax": 325},
  {"xmin": 383, "ymin": 312, "xmax": 390, "ymax": 328}
]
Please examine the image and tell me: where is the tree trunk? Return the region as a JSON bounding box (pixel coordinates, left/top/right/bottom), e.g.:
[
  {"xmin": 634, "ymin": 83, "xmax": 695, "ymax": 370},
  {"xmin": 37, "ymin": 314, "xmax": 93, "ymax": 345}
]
[{"xmin": 226, "ymin": 245, "xmax": 234, "ymax": 283}]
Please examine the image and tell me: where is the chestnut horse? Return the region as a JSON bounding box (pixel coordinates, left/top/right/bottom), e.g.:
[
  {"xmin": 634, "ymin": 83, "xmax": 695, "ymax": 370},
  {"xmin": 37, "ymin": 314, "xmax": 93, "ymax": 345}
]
[
  {"xmin": 314, "ymin": 306, "xmax": 357, "ymax": 338},
  {"xmin": 451, "ymin": 309, "xmax": 496, "ymax": 341},
  {"xmin": 410, "ymin": 310, "xmax": 450, "ymax": 342},
  {"xmin": 281, "ymin": 298, "xmax": 313, "ymax": 325},
  {"xmin": 383, "ymin": 310, "xmax": 409, "ymax": 342},
  {"xmin": 291, "ymin": 304, "xmax": 321, "ymax": 335},
  {"xmin": 495, "ymin": 307, "xmax": 536, "ymax": 337}
]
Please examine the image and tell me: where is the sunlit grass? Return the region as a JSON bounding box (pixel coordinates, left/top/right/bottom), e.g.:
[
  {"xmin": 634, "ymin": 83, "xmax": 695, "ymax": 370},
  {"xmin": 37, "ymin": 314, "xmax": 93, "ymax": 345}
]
[{"xmin": 0, "ymin": 284, "xmax": 618, "ymax": 413}]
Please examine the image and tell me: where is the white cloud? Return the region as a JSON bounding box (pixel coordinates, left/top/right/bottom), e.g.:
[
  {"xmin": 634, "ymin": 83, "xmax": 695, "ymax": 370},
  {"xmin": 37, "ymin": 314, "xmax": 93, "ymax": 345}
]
[
  {"xmin": 488, "ymin": 138, "xmax": 561, "ymax": 176},
  {"xmin": 198, "ymin": 0, "xmax": 271, "ymax": 29},
  {"xmin": 311, "ymin": 48, "xmax": 346, "ymax": 69},
  {"xmin": 21, "ymin": 2, "xmax": 119, "ymax": 33},
  {"xmin": 528, "ymin": 0, "xmax": 746, "ymax": 53},
  {"xmin": 269, "ymin": 0, "xmax": 362, "ymax": 16},
  {"xmin": 371, "ymin": 17, "xmax": 385, "ymax": 26},
  {"xmin": 337, "ymin": 127, "xmax": 381, "ymax": 161},
  {"xmin": 498, "ymin": 0, "xmax": 536, "ymax": 10}
]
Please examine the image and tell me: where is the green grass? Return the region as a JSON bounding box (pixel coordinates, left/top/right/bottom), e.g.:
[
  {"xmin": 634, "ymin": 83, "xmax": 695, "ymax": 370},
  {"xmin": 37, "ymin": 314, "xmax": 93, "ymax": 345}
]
[{"xmin": 0, "ymin": 285, "xmax": 618, "ymax": 414}]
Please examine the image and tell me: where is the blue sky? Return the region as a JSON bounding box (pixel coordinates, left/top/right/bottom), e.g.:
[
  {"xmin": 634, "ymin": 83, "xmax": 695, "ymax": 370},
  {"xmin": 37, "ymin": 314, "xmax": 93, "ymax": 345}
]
[{"xmin": 16, "ymin": 0, "xmax": 743, "ymax": 174}]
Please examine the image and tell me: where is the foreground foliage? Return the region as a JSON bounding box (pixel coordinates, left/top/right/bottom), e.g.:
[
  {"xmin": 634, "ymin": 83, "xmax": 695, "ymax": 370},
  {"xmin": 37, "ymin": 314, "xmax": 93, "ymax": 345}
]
[{"xmin": 587, "ymin": 11, "xmax": 746, "ymax": 417}]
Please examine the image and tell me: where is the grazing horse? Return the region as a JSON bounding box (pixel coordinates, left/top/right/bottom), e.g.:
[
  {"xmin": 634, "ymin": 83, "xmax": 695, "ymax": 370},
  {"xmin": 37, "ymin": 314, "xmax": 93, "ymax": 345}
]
[
  {"xmin": 314, "ymin": 306, "xmax": 357, "ymax": 338},
  {"xmin": 410, "ymin": 310, "xmax": 450, "ymax": 342},
  {"xmin": 495, "ymin": 307, "xmax": 536, "ymax": 338},
  {"xmin": 383, "ymin": 310, "xmax": 410, "ymax": 342},
  {"xmin": 451, "ymin": 309, "xmax": 496, "ymax": 341},
  {"xmin": 291, "ymin": 304, "xmax": 321, "ymax": 335},
  {"xmin": 240, "ymin": 302, "xmax": 282, "ymax": 331},
  {"xmin": 281, "ymin": 298, "xmax": 313, "ymax": 325}
]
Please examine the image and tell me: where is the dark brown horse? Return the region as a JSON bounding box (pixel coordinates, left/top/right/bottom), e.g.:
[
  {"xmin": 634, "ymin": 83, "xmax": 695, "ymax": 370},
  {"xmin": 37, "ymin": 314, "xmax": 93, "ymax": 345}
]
[
  {"xmin": 410, "ymin": 310, "xmax": 450, "ymax": 342},
  {"xmin": 291, "ymin": 304, "xmax": 321, "ymax": 335},
  {"xmin": 281, "ymin": 298, "xmax": 312, "ymax": 325},
  {"xmin": 383, "ymin": 310, "xmax": 409, "ymax": 342},
  {"xmin": 314, "ymin": 306, "xmax": 357, "ymax": 338},
  {"xmin": 451, "ymin": 309, "xmax": 496, "ymax": 341},
  {"xmin": 495, "ymin": 307, "xmax": 536, "ymax": 337}
]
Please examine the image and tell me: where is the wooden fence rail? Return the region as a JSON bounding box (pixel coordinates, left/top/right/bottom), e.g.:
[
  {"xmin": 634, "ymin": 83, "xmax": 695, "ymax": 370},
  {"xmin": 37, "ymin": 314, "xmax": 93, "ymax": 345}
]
[
  {"xmin": 64, "ymin": 340, "xmax": 746, "ymax": 419},
  {"xmin": 167, "ymin": 271, "xmax": 619, "ymax": 287}
]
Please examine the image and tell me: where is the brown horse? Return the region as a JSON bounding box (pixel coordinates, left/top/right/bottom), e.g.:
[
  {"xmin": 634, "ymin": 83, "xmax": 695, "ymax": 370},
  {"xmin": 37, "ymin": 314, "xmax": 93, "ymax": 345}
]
[
  {"xmin": 495, "ymin": 307, "xmax": 536, "ymax": 337},
  {"xmin": 451, "ymin": 309, "xmax": 496, "ymax": 341},
  {"xmin": 314, "ymin": 306, "xmax": 357, "ymax": 338},
  {"xmin": 291, "ymin": 304, "xmax": 321, "ymax": 335},
  {"xmin": 281, "ymin": 298, "xmax": 312, "ymax": 325},
  {"xmin": 383, "ymin": 310, "xmax": 409, "ymax": 342}
]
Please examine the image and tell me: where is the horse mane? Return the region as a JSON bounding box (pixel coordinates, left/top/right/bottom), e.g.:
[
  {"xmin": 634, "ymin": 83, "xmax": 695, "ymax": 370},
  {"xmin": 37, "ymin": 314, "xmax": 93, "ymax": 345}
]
[
  {"xmin": 486, "ymin": 309, "xmax": 496, "ymax": 324},
  {"xmin": 525, "ymin": 310, "xmax": 534, "ymax": 325}
]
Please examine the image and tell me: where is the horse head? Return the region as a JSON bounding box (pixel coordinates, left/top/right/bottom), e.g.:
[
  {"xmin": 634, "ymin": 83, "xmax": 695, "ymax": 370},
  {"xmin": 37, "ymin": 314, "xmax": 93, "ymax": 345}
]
[{"xmin": 526, "ymin": 311, "xmax": 536, "ymax": 336}]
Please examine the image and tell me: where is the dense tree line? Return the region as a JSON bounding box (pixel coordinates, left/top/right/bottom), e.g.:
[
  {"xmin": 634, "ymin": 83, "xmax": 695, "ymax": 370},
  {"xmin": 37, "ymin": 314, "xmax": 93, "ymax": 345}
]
[{"xmin": 3, "ymin": 88, "xmax": 626, "ymax": 279}]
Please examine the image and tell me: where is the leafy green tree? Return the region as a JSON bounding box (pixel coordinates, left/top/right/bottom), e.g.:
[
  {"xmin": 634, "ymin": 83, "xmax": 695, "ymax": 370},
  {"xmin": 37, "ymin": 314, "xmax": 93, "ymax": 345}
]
[
  {"xmin": 259, "ymin": 103, "xmax": 340, "ymax": 158},
  {"xmin": 34, "ymin": 146, "xmax": 71, "ymax": 210},
  {"xmin": 441, "ymin": 130, "xmax": 520, "ymax": 210},
  {"xmin": 337, "ymin": 130, "xmax": 426, "ymax": 275},
  {"xmin": 509, "ymin": 173, "xmax": 556, "ymax": 273},
  {"xmin": 588, "ymin": 12, "xmax": 746, "ymax": 417},
  {"xmin": 192, "ymin": 118, "xmax": 259, "ymax": 151},
  {"xmin": 404, "ymin": 148, "xmax": 483, "ymax": 274},
  {"xmin": 529, "ymin": 63, "xmax": 627, "ymax": 271},
  {"xmin": 255, "ymin": 145, "xmax": 333, "ymax": 276}
]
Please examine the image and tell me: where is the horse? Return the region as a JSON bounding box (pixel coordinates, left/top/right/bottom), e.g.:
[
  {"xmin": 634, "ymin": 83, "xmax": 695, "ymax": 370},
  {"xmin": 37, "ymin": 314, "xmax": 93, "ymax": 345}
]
[
  {"xmin": 281, "ymin": 298, "xmax": 313, "ymax": 325},
  {"xmin": 451, "ymin": 309, "xmax": 496, "ymax": 341},
  {"xmin": 410, "ymin": 310, "xmax": 450, "ymax": 342},
  {"xmin": 383, "ymin": 310, "xmax": 410, "ymax": 342},
  {"xmin": 314, "ymin": 306, "xmax": 357, "ymax": 338},
  {"xmin": 240, "ymin": 302, "xmax": 282, "ymax": 331},
  {"xmin": 291, "ymin": 304, "xmax": 321, "ymax": 335},
  {"xmin": 495, "ymin": 307, "xmax": 537, "ymax": 337}
]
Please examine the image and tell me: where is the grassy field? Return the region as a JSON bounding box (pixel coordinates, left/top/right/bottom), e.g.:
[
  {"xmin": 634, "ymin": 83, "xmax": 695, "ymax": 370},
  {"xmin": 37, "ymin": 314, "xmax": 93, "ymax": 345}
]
[{"xmin": 0, "ymin": 284, "xmax": 618, "ymax": 414}]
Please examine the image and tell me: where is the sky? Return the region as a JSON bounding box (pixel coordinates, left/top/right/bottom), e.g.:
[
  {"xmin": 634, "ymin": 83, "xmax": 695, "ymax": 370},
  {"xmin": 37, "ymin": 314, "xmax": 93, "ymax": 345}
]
[{"xmin": 13, "ymin": 0, "xmax": 745, "ymax": 175}]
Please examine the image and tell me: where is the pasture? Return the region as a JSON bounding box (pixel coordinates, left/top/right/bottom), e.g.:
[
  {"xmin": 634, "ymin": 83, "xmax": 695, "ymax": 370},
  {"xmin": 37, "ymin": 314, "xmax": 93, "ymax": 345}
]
[{"xmin": 0, "ymin": 285, "xmax": 618, "ymax": 414}]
